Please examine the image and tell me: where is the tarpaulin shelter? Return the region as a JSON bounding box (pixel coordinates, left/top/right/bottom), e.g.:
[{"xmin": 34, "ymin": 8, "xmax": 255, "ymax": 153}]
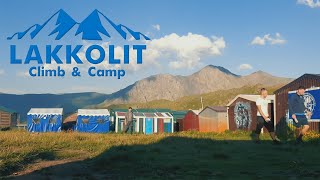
[
  {"xmin": 76, "ymin": 109, "xmax": 110, "ymax": 133},
  {"xmin": 27, "ymin": 108, "xmax": 63, "ymax": 132}
]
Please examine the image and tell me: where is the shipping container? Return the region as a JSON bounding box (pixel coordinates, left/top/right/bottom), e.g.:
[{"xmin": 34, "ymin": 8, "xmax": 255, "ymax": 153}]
[
  {"xmin": 274, "ymin": 74, "xmax": 320, "ymax": 132},
  {"xmin": 182, "ymin": 110, "xmax": 200, "ymax": 131},
  {"xmin": 198, "ymin": 106, "xmax": 227, "ymax": 132},
  {"xmin": 0, "ymin": 106, "xmax": 18, "ymax": 128},
  {"xmin": 227, "ymin": 95, "xmax": 274, "ymax": 132}
]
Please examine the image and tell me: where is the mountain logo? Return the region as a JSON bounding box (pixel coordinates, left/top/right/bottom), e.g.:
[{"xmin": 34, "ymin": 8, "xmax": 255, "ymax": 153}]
[{"xmin": 7, "ymin": 9, "xmax": 150, "ymax": 41}]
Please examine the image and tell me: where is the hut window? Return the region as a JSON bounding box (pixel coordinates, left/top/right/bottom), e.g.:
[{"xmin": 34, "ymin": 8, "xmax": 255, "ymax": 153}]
[
  {"xmin": 32, "ymin": 118, "xmax": 40, "ymax": 124},
  {"xmin": 82, "ymin": 118, "xmax": 89, "ymax": 124}
]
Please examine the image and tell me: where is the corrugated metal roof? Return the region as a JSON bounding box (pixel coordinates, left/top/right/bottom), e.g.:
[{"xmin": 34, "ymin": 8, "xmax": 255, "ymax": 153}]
[
  {"xmin": 144, "ymin": 113, "xmax": 156, "ymax": 117},
  {"xmin": 0, "ymin": 106, "xmax": 16, "ymax": 113},
  {"xmin": 28, "ymin": 108, "xmax": 63, "ymax": 115},
  {"xmin": 274, "ymin": 74, "xmax": 320, "ymax": 93},
  {"xmin": 226, "ymin": 94, "xmax": 275, "ymax": 107},
  {"xmin": 78, "ymin": 109, "xmax": 110, "ymax": 116},
  {"xmin": 205, "ymin": 106, "xmax": 227, "ymax": 113},
  {"xmin": 187, "ymin": 110, "xmax": 200, "ymax": 115},
  {"xmin": 116, "ymin": 112, "xmax": 127, "ymax": 117}
]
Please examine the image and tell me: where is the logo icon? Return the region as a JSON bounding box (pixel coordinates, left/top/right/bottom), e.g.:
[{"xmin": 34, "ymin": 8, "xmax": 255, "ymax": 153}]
[
  {"xmin": 7, "ymin": 9, "xmax": 150, "ymax": 41},
  {"xmin": 304, "ymin": 92, "xmax": 316, "ymax": 114}
]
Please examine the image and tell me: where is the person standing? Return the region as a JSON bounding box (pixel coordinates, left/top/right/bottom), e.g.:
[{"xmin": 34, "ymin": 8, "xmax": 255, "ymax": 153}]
[
  {"xmin": 288, "ymin": 86, "xmax": 311, "ymax": 144},
  {"xmin": 254, "ymin": 88, "xmax": 281, "ymax": 144},
  {"xmin": 125, "ymin": 107, "xmax": 134, "ymax": 134}
]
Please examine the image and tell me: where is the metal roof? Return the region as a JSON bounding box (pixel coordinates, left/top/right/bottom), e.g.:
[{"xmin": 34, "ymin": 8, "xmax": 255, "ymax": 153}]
[
  {"xmin": 27, "ymin": 108, "xmax": 63, "ymax": 115},
  {"xmin": 0, "ymin": 106, "xmax": 17, "ymax": 113},
  {"xmin": 202, "ymin": 106, "xmax": 227, "ymax": 113},
  {"xmin": 274, "ymin": 74, "xmax": 320, "ymax": 93},
  {"xmin": 78, "ymin": 109, "xmax": 110, "ymax": 116},
  {"xmin": 226, "ymin": 94, "xmax": 275, "ymax": 107},
  {"xmin": 187, "ymin": 110, "xmax": 200, "ymax": 115}
]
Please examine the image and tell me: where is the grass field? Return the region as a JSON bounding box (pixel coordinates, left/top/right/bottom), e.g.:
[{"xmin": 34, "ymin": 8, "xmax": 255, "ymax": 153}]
[{"xmin": 1, "ymin": 130, "xmax": 320, "ymax": 179}]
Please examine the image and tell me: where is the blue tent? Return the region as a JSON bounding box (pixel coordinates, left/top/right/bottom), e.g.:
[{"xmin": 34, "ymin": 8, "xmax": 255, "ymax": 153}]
[
  {"xmin": 76, "ymin": 109, "xmax": 110, "ymax": 133},
  {"xmin": 27, "ymin": 108, "xmax": 63, "ymax": 132}
]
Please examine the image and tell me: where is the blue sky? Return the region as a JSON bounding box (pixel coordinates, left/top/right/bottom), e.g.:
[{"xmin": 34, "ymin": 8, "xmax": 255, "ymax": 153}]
[{"xmin": 0, "ymin": 0, "xmax": 319, "ymax": 94}]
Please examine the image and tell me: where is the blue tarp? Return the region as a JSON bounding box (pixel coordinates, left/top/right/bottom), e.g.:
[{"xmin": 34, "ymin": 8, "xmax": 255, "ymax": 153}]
[
  {"xmin": 288, "ymin": 88, "xmax": 320, "ymax": 120},
  {"xmin": 76, "ymin": 115, "xmax": 110, "ymax": 133},
  {"xmin": 27, "ymin": 114, "xmax": 62, "ymax": 132}
]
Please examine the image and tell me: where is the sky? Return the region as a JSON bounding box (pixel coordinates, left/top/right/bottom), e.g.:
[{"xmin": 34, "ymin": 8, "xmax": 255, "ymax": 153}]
[{"xmin": 0, "ymin": 0, "xmax": 319, "ymax": 94}]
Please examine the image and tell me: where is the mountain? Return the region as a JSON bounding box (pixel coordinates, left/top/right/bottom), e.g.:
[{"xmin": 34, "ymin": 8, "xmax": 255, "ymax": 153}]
[
  {"xmin": 105, "ymin": 84, "xmax": 284, "ymax": 110},
  {"xmin": 7, "ymin": 9, "xmax": 150, "ymax": 40},
  {"xmin": 0, "ymin": 92, "xmax": 108, "ymax": 121},
  {"xmin": 97, "ymin": 65, "xmax": 292, "ymax": 107}
]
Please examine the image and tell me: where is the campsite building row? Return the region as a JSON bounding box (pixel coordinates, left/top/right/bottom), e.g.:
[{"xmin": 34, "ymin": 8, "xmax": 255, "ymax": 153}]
[{"xmin": 112, "ymin": 109, "xmax": 174, "ymax": 134}]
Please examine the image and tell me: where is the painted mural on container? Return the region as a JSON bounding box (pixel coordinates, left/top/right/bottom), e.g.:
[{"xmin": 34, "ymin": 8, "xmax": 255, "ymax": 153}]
[{"xmin": 234, "ymin": 102, "xmax": 252, "ymax": 129}]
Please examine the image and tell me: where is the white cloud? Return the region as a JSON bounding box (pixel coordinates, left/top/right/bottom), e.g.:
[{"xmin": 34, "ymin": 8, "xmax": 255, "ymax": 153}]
[
  {"xmin": 15, "ymin": 33, "xmax": 226, "ymax": 77},
  {"xmin": 0, "ymin": 69, "xmax": 4, "ymax": 75},
  {"xmin": 146, "ymin": 33, "xmax": 226, "ymax": 69},
  {"xmin": 238, "ymin": 64, "xmax": 253, "ymax": 71},
  {"xmin": 251, "ymin": 33, "xmax": 286, "ymax": 46},
  {"xmin": 152, "ymin": 24, "xmax": 161, "ymax": 31},
  {"xmin": 297, "ymin": 0, "xmax": 320, "ymax": 8}
]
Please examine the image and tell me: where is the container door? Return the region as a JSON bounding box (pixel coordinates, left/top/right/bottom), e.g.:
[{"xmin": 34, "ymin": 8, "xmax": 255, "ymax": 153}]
[
  {"xmin": 164, "ymin": 118, "xmax": 172, "ymax": 133},
  {"xmin": 145, "ymin": 118, "xmax": 153, "ymax": 134},
  {"xmin": 118, "ymin": 118, "xmax": 125, "ymax": 132},
  {"xmin": 158, "ymin": 118, "xmax": 164, "ymax": 133},
  {"xmin": 139, "ymin": 118, "xmax": 144, "ymax": 132}
]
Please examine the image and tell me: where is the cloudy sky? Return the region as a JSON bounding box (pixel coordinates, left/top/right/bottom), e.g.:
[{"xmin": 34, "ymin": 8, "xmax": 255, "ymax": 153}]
[{"xmin": 0, "ymin": 0, "xmax": 319, "ymax": 94}]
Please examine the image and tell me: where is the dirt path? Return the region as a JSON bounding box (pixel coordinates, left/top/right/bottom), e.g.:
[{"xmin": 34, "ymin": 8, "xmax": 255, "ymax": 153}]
[{"xmin": 6, "ymin": 158, "xmax": 90, "ymax": 180}]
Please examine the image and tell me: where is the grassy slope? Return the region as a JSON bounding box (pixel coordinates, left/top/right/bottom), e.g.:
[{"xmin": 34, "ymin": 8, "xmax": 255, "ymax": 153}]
[
  {"xmin": 1, "ymin": 130, "xmax": 320, "ymax": 179},
  {"xmin": 105, "ymin": 84, "xmax": 282, "ymax": 110}
]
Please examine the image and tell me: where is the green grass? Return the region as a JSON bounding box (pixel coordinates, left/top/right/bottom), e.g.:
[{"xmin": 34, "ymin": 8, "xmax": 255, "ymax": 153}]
[
  {"xmin": 1, "ymin": 130, "xmax": 320, "ymax": 179},
  {"xmin": 104, "ymin": 84, "xmax": 283, "ymax": 110}
]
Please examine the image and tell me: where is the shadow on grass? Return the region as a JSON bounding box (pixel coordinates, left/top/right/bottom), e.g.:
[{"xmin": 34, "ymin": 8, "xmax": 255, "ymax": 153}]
[{"xmin": 8, "ymin": 136, "xmax": 320, "ymax": 179}]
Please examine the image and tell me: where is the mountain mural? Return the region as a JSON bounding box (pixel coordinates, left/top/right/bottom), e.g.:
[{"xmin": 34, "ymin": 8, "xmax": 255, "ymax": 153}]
[{"xmin": 7, "ymin": 9, "xmax": 150, "ymax": 41}]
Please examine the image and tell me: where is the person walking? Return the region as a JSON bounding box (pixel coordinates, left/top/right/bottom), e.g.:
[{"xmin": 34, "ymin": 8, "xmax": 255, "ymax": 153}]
[
  {"xmin": 254, "ymin": 88, "xmax": 281, "ymax": 144},
  {"xmin": 288, "ymin": 86, "xmax": 311, "ymax": 144},
  {"xmin": 125, "ymin": 107, "xmax": 134, "ymax": 134}
]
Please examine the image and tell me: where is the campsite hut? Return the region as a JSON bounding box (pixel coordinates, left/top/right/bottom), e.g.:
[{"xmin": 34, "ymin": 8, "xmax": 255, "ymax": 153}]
[
  {"xmin": 182, "ymin": 110, "xmax": 200, "ymax": 131},
  {"xmin": 171, "ymin": 111, "xmax": 187, "ymax": 131},
  {"xmin": 27, "ymin": 108, "xmax": 63, "ymax": 132},
  {"xmin": 274, "ymin": 74, "xmax": 320, "ymax": 132},
  {"xmin": 63, "ymin": 113, "xmax": 77, "ymax": 131},
  {"xmin": 155, "ymin": 112, "xmax": 174, "ymax": 133},
  {"xmin": 226, "ymin": 95, "xmax": 275, "ymax": 131},
  {"xmin": 198, "ymin": 106, "xmax": 228, "ymax": 132},
  {"xmin": 0, "ymin": 106, "xmax": 19, "ymax": 127},
  {"xmin": 114, "ymin": 110, "xmax": 127, "ymax": 133},
  {"xmin": 133, "ymin": 112, "xmax": 146, "ymax": 133},
  {"xmin": 76, "ymin": 109, "xmax": 110, "ymax": 133}
]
